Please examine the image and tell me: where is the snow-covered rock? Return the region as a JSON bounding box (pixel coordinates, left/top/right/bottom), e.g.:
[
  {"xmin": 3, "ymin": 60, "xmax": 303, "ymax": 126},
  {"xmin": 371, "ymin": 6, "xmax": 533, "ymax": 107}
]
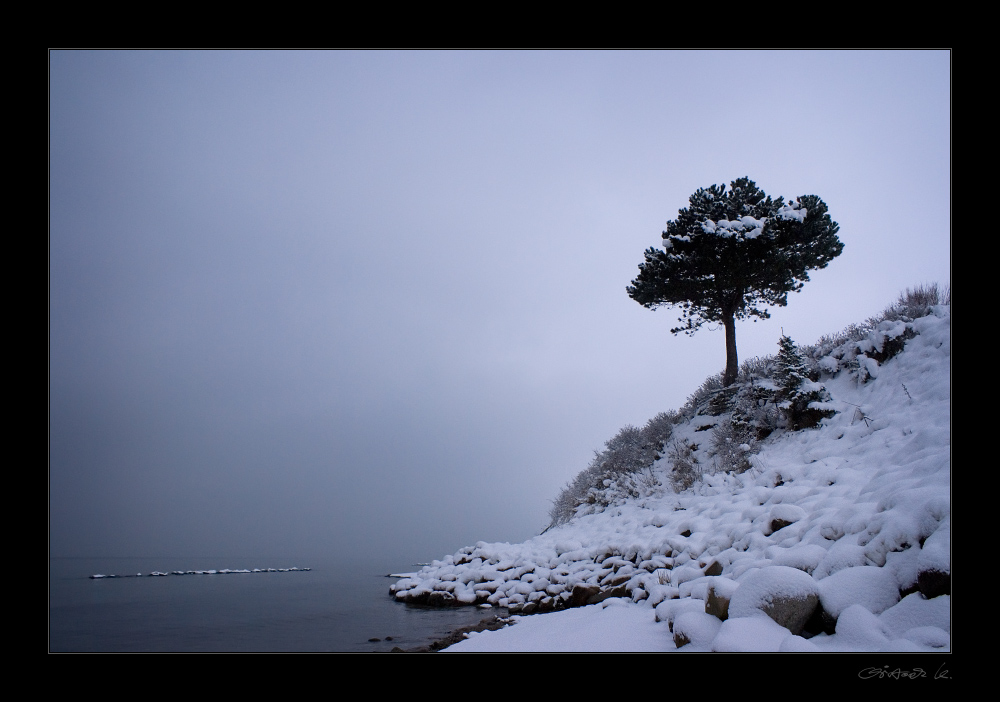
[
  {"xmin": 728, "ymin": 565, "xmax": 819, "ymax": 634},
  {"xmin": 817, "ymin": 565, "xmax": 900, "ymax": 618}
]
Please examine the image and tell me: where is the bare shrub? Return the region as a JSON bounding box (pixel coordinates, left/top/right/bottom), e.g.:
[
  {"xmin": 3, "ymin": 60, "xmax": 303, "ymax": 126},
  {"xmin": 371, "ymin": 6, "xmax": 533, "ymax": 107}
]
[
  {"xmin": 884, "ymin": 283, "xmax": 943, "ymax": 322},
  {"xmin": 711, "ymin": 416, "xmax": 756, "ymax": 474},
  {"xmin": 668, "ymin": 439, "xmax": 701, "ymax": 492},
  {"xmin": 679, "ymin": 373, "xmax": 726, "ymax": 419},
  {"xmin": 548, "ymin": 414, "xmax": 675, "ymax": 527},
  {"xmin": 601, "ymin": 424, "xmax": 646, "ymax": 475},
  {"xmin": 730, "ymin": 380, "xmax": 779, "ymax": 441},
  {"xmin": 642, "ymin": 412, "xmax": 676, "ymax": 460},
  {"xmin": 548, "ymin": 480, "xmax": 582, "ymax": 527},
  {"xmin": 739, "ymin": 354, "xmax": 774, "ymax": 383}
]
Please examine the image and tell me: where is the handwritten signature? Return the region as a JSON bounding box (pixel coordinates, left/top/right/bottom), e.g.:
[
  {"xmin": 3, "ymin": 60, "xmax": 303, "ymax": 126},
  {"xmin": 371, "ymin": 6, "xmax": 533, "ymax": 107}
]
[{"xmin": 858, "ymin": 663, "xmax": 950, "ymax": 680}]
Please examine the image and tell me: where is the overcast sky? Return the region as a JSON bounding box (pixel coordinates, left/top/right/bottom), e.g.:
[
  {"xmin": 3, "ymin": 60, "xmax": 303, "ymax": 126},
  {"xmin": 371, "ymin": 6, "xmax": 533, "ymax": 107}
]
[{"xmin": 49, "ymin": 50, "xmax": 949, "ymax": 567}]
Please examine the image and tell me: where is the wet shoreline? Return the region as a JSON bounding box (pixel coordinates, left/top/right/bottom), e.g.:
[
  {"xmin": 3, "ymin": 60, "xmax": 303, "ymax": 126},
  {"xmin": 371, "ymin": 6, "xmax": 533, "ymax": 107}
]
[{"xmin": 391, "ymin": 612, "xmax": 515, "ymax": 652}]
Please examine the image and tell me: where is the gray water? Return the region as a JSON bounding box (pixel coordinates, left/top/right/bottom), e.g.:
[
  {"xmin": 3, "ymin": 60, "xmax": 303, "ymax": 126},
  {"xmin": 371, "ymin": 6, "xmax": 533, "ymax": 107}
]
[{"xmin": 49, "ymin": 556, "xmax": 495, "ymax": 652}]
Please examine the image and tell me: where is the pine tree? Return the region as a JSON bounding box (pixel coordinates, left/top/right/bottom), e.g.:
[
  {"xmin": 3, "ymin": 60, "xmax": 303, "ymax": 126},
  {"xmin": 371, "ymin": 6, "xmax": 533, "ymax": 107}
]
[{"xmin": 627, "ymin": 178, "xmax": 843, "ymax": 386}]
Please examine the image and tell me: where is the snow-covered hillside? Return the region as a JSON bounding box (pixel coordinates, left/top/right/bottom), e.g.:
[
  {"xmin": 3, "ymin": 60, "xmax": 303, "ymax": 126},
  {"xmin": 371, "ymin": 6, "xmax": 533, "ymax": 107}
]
[{"xmin": 391, "ymin": 296, "xmax": 950, "ymax": 653}]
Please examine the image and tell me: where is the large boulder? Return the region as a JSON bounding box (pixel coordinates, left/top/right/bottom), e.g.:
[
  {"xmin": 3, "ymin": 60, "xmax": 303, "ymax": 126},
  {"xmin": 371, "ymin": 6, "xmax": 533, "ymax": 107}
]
[
  {"xmin": 729, "ymin": 566, "xmax": 819, "ymax": 635},
  {"xmin": 569, "ymin": 584, "xmax": 601, "ymax": 608},
  {"xmin": 817, "ymin": 565, "xmax": 900, "ymax": 619},
  {"xmin": 916, "ymin": 517, "xmax": 950, "ymax": 598},
  {"xmin": 426, "ymin": 590, "xmax": 458, "ymax": 607}
]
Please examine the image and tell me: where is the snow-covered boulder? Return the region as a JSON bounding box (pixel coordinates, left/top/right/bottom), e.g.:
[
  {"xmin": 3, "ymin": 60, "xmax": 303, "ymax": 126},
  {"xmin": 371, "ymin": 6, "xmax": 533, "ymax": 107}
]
[
  {"xmin": 673, "ymin": 611, "xmax": 723, "ymax": 649},
  {"xmin": 767, "ymin": 504, "xmax": 807, "ymax": 534},
  {"xmin": 711, "ymin": 614, "xmax": 795, "ymax": 652},
  {"xmin": 729, "ymin": 566, "xmax": 820, "ymax": 635},
  {"xmin": 831, "ymin": 604, "xmax": 891, "ymax": 649},
  {"xmin": 817, "ymin": 565, "xmax": 900, "ymax": 618},
  {"xmin": 879, "ymin": 592, "xmax": 950, "ymax": 640}
]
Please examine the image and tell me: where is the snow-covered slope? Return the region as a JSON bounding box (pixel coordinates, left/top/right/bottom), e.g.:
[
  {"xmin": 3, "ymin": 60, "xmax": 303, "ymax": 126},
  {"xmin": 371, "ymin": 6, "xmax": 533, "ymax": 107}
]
[{"xmin": 392, "ymin": 303, "xmax": 950, "ymax": 652}]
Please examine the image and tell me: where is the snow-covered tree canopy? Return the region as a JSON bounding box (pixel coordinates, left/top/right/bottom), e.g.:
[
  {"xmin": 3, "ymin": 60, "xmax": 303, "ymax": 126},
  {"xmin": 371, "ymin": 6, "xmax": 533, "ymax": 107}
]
[{"xmin": 627, "ymin": 177, "xmax": 843, "ymax": 385}]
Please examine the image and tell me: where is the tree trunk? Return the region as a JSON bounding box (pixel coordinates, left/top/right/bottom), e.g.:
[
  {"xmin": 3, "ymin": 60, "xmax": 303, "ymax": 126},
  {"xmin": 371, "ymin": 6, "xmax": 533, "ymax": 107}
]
[{"xmin": 723, "ymin": 312, "xmax": 738, "ymax": 386}]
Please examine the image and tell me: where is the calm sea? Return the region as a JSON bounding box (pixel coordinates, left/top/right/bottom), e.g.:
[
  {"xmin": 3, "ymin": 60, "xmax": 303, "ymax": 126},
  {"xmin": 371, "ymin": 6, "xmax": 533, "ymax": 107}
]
[{"xmin": 49, "ymin": 556, "xmax": 494, "ymax": 652}]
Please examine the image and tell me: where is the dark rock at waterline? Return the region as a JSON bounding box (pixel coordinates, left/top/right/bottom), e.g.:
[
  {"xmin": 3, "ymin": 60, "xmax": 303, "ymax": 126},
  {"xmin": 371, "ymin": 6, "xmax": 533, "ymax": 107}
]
[
  {"xmin": 426, "ymin": 590, "xmax": 458, "ymax": 607},
  {"xmin": 394, "ymin": 578, "xmax": 635, "ymax": 614}
]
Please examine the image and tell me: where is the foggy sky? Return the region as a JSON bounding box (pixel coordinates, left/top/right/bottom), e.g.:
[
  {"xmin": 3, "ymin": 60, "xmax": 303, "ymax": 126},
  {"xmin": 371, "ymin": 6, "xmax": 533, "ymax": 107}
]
[{"xmin": 50, "ymin": 50, "xmax": 950, "ymax": 567}]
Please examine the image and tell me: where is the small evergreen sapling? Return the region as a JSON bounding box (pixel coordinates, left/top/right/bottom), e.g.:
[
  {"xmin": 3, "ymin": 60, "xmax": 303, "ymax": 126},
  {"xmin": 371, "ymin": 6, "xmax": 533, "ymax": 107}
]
[{"xmin": 774, "ymin": 334, "xmax": 835, "ymax": 430}]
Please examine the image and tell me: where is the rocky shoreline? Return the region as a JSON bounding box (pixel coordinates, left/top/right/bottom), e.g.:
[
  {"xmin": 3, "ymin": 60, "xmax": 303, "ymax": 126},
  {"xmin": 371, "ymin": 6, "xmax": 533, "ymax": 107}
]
[{"xmin": 389, "ymin": 613, "xmax": 515, "ymax": 652}]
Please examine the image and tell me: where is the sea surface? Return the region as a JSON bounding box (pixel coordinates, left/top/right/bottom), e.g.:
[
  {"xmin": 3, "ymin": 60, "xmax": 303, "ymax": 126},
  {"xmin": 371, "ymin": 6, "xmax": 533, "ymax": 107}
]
[{"xmin": 49, "ymin": 556, "xmax": 495, "ymax": 652}]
